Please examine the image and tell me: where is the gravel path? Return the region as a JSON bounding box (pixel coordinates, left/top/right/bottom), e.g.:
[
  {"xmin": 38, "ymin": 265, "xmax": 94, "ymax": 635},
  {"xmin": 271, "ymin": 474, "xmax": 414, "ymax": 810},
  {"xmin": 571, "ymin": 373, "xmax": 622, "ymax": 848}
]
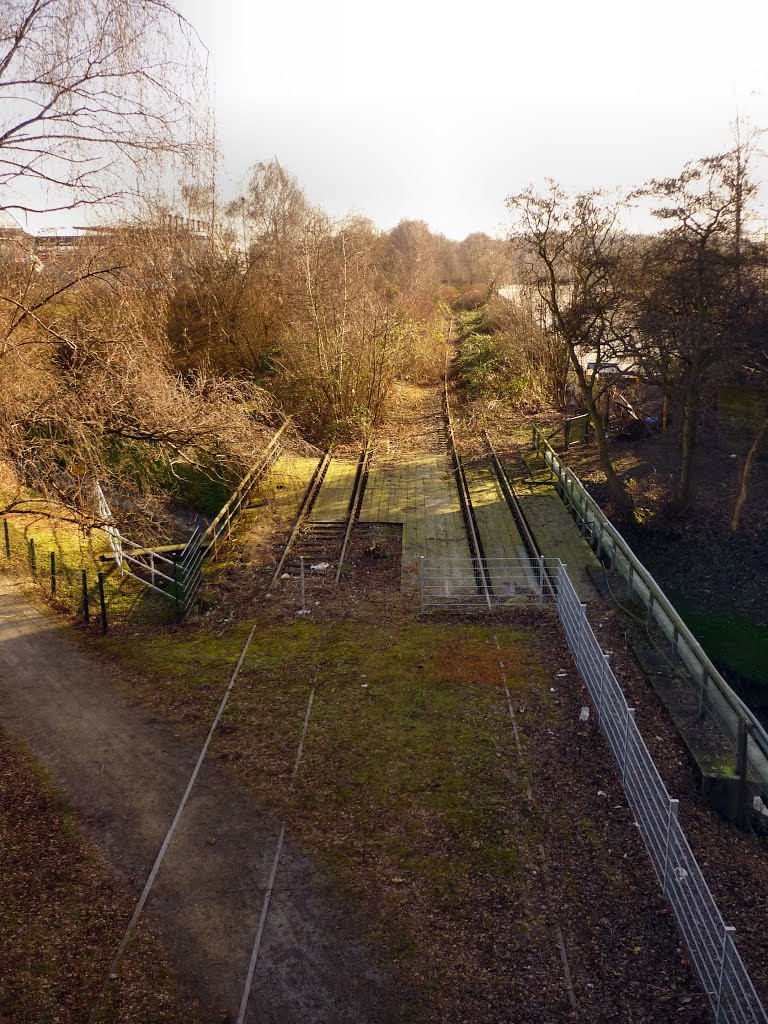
[{"xmin": 0, "ymin": 575, "xmax": 395, "ymax": 1022}]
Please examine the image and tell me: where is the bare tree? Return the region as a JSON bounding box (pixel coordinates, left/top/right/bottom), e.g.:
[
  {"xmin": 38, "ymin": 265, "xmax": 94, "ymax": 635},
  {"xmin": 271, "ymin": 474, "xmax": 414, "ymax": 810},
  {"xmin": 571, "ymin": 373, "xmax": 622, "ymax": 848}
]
[
  {"xmin": 628, "ymin": 147, "xmax": 758, "ymax": 511},
  {"xmin": 506, "ymin": 183, "xmax": 632, "ymax": 511},
  {"xmin": 0, "ymin": 224, "xmax": 273, "ymax": 530},
  {"xmin": 0, "ymin": 0, "xmax": 209, "ymax": 218}
]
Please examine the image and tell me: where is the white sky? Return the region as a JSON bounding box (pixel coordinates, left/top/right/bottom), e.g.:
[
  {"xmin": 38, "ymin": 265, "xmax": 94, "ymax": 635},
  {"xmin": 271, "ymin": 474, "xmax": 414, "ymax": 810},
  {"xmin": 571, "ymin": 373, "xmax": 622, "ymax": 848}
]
[{"xmin": 64, "ymin": 0, "xmax": 768, "ymax": 238}]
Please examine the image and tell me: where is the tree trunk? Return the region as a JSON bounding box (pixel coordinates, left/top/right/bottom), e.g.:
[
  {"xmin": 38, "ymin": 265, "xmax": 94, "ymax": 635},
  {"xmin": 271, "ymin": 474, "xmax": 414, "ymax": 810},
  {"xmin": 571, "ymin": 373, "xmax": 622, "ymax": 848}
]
[
  {"xmin": 567, "ymin": 347, "xmax": 632, "ymax": 512},
  {"xmin": 730, "ymin": 413, "xmax": 768, "ymax": 532},
  {"xmin": 675, "ymin": 386, "xmax": 700, "ymax": 511}
]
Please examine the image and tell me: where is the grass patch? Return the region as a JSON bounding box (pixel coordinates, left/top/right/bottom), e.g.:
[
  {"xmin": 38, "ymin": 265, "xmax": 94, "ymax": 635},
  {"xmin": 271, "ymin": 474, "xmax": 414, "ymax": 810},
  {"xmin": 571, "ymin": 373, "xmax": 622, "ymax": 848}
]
[{"xmin": 101, "ymin": 617, "xmax": 548, "ymax": 1003}]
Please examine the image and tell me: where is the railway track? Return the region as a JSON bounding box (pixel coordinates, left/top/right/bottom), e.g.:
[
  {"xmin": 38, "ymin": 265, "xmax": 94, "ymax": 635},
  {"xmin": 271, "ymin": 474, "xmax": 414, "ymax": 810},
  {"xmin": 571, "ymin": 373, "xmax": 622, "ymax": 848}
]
[
  {"xmin": 442, "ymin": 354, "xmax": 550, "ymax": 605},
  {"xmin": 270, "ymin": 444, "xmax": 372, "ymax": 590}
]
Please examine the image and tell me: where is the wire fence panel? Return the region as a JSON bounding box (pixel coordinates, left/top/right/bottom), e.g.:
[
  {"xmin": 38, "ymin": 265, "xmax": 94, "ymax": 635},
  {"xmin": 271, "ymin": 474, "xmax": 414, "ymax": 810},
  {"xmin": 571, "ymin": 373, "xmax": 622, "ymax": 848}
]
[
  {"xmin": 554, "ymin": 564, "xmax": 768, "ymax": 1024},
  {"xmin": 1, "ymin": 517, "xmax": 188, "ymax": 633},
  {"xmin": 419, "ymin": 556, "xmax": 559, "ymax": 611},
  {"xmin": 531, "ymin": 425, "xmax": 768, "ymax": 804}
]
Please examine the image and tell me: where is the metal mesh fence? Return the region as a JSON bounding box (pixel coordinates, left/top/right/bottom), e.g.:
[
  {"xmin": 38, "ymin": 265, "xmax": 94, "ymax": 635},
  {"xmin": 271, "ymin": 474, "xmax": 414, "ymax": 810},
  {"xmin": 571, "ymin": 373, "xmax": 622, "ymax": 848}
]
[
  {"xmin": 420, "ymin": 553, "xmax": 767, "ymax": 1022},
  {"xmin": 556, "ymin": 567, "xmax": 767, "ymax": 1024},
  {"xmin": 419, "ymin": 556, "xmax": 558, "ymax": 611}
]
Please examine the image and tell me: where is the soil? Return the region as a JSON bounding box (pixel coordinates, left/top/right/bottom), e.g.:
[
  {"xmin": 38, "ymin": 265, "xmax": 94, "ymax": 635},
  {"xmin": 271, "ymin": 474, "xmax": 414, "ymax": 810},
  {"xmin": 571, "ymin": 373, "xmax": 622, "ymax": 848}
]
[{"xmin": 0, "ymin": 574, "xmax": 398, "ymax": 1023}]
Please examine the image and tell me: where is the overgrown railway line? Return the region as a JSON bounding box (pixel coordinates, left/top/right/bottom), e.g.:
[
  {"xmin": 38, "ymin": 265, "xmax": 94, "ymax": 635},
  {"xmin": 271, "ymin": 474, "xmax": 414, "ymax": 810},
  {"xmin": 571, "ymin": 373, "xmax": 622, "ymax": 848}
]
[{"xmin": 270, "ymin": 444, "xmax": 371, "ymax": 590}]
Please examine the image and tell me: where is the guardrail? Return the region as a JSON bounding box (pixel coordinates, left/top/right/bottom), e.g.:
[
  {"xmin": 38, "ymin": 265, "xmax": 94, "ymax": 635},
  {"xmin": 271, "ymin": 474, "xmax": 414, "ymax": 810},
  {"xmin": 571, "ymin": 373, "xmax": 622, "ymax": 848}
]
[
  {"xmin": 203, "ymin": 421, "xmax": 290, "ymax": 561},
  {"xmin": 531, "ymin": 425, "xmax": 768, "ymax": 807}
]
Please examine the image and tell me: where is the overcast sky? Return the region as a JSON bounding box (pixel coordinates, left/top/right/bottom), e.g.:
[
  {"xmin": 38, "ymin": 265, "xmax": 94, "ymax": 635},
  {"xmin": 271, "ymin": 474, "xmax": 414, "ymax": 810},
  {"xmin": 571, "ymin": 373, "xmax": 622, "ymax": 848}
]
[{"xmin": 179, "ymin": 0, "xmax": 768, "ymax": 239}]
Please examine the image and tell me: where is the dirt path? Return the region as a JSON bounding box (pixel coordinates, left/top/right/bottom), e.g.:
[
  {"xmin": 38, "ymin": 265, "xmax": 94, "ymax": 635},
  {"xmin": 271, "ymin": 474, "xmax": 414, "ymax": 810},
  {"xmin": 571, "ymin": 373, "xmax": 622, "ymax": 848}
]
[{"xmin": 0, "ymin": 575, "xmax": 394, "ymax": 1022}]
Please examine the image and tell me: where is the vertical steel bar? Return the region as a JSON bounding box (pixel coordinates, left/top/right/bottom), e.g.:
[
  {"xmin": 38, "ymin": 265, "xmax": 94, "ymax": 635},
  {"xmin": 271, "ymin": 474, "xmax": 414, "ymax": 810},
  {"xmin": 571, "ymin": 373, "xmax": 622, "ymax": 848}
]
[
  {"xmin": 174, "ymin": 560, "xmax": 182, "ymax": 624},
  {"xmin": 419, "ymin": 556, "xmax": 426, "ymax": 614},
  {"xmin": 662, "ymin": 799, "xmax": 679, "ymax": 894},
  {"xmin": 3, "ymin": 519, "xmax": 9, "ymax": 558},
  {"xmin": 576, "ymin": 601, "xmax": 587, "ymax": 669},
  {"xmin": 81, "ymin": 570, "xmax": 90, "ymax": 625},
  {"xmin": 50, "ymin": 550, "xmax": 56, "ymax": 595},
  {"xmin": 29, "ymin": 538, "xmax": 36, "ymax": 579},
  {"xmin": 599, "ymin": 653, "xmax": 610, "ymax": 724},
  {"xmin": 538, "ymin": 555, "xmax": 544, "ymax": 606},
  {"xmin": 300, "ymin": 556, "xmax": 306, "ymax": 612},
  {"xmin": 715, "ymin": 927, "xmax": 736, "ymax": 1024},
  {"xmin": 97, "ymin": 571, "xmax": 108, "ymax": 633},
  {"xmin": 621, "ymin": 707, "xmax": 636, "ymax": 783}
]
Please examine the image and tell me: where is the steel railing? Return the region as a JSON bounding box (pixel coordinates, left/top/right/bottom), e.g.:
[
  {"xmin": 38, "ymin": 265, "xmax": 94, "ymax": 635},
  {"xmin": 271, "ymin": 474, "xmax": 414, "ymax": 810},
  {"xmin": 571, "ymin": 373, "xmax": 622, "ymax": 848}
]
[
  {"xmin": 531, "ymin": 425, "xmax": 768, "ymax": 799},
  {"xmin": 203, "ymin": 421, "xmax": 290, "ymax": 561}
]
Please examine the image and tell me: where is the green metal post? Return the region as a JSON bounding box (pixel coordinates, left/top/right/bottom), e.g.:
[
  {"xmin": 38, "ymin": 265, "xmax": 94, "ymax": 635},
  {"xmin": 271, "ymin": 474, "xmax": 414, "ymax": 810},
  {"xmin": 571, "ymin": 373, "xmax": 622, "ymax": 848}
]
[
  {"xmin": 97, "ymin": 571, "xmax": 108, "ymax": 632},
  {"xmin": 81, "ymin": 570, "xmax": 90, "ymax": 624},
  {"xmin": 3, "ymin": 519, "xmax": 9, "ymax": 558},
  {"xmin": 29, "ymin": 538, "xmax": 36, "ymax": 579},
  {"xmin": 50, "ymin": 551, "xmax": 56, "ymax": 594}
]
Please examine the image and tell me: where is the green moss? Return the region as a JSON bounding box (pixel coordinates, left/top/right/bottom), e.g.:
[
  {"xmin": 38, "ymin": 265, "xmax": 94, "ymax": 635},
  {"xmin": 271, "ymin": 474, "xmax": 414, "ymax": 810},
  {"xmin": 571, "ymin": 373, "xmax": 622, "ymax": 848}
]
[{"xmin": 105, "ymin": 619, "xmax": 542, "ymax": 903}]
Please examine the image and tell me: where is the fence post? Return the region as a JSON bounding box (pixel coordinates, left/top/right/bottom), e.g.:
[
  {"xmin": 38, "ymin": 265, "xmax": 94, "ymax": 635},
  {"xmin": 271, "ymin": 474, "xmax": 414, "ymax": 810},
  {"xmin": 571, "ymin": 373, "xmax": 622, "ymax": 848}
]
[
  {"xmin": 646, "ymin": 592, "xmax": 655, "ymax": 629},
  {"xmin": 661, "ymin": 799, "xmax": 679, "ymax": 895},
  {"xmin": 97, "ymin": 572, "xmax": 108, "ymax": 633},
  {"xmin": 598, "ymin": 653, "xmax": 610, "ymax": 724},
  {"xmin": 736, "ymin": 719, "xmax": 750, "ymax": 826},
  {"xmin": 621, "ymin": 707, "xmax": 636, "ymax": 783},
  {"xmin": 419, "ymin": 556, "xmax": 426, "ymax": 614},
  {"xmin": 537, "ymin": 556, "xmax": 544, "ymax": 605},
  {"xmin": 173, "ymin": 560, "xmax": 182, "ymax": 624},
  {"xmin": 300, "ymin": 556, "xmax": 306, "ymax": 613},
  {"xmin": 715, "ymin": 927, "xmax": 736, "ymax": 1023},
  {"xmin": 576, "ymin": 601, "xmax": 587, "ymax": 669},
  {"xmin": 29, "ymin": 538, "xmax": 36, "ymax": 579},
  {"xmin": 3, "ymin": 519, "xmax": 9, "ymax": 558},
  {"xmin": 50, "ymin": 551, "xmax": 56, "ymax": 595},
  {"xmin": 698, "ymin": 666, "xmax": 708, "ymax": 720},
  {"xmin": 81, "ymin": 570, "xmax": 90, "ymax": 625}
]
